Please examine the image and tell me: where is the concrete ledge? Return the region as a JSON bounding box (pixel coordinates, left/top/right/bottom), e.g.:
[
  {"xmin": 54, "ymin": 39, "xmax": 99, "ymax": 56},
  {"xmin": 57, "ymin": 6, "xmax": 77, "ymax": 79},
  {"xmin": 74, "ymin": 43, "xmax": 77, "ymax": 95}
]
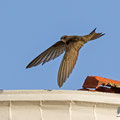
[
  {"xmin": 0, "ymin": 90, "xmax": 120, "ymax": 120},
  {"xmin": 0, "ymin": 90, "xmax": 120, "ymax": 104}
]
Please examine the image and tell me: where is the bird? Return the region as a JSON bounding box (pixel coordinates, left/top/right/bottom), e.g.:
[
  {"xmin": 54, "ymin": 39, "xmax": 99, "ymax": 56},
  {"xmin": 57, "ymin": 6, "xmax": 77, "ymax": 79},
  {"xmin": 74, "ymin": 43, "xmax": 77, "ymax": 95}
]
[{"xmin": 26, "ymin": 28, "xmax": 104, "ymax": 87}]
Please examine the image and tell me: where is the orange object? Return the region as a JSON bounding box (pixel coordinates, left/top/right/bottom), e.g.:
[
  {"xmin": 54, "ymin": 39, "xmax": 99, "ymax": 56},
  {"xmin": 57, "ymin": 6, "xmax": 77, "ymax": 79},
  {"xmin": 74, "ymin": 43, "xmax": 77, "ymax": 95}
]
[{"xmin": 82, "ymin": 76, "xmax": 120, "ymax": 93}]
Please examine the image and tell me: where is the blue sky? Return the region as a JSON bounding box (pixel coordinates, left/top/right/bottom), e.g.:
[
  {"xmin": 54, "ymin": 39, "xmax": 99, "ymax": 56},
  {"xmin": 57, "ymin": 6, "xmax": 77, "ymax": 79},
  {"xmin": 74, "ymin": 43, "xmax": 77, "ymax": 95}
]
[{"xmin": 0, "ymin": 0, "xmax": 120, "ymax": 90}]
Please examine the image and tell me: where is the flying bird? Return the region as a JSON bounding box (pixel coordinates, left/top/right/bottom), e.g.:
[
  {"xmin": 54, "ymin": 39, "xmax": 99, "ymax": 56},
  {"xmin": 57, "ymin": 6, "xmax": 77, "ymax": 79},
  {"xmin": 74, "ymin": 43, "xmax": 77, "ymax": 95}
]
[{"xmin": 26, "ymin": 28, "xmax": 104, "ymax": 87}]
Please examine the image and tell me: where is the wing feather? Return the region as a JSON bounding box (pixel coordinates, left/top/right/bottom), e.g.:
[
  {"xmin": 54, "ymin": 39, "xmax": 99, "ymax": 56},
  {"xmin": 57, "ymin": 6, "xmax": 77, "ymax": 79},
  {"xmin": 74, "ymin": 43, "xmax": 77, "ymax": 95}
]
[
  {"xmin": 58, "ymin": 47, "xmax": 78, "ymax": 87},
  {"xmin": 26, "ymin": 41, "xmax": 66, "ymax": 68}
]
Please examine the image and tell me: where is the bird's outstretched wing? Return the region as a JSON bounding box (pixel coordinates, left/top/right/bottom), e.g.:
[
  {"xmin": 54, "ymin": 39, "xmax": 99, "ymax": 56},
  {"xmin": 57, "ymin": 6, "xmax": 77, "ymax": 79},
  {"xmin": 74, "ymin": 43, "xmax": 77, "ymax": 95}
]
[
  {"xmin": 58, "ymin": 45, "xmax": 79, "ymax": 87},
  {"xmin": 26, "ymin": 41, "xmax": 66, "ymax": 68}
]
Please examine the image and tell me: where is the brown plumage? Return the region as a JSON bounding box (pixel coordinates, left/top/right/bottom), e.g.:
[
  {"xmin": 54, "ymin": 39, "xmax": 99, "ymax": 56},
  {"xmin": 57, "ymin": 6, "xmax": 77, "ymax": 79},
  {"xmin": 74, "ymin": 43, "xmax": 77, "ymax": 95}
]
[{"xmin": 26, "ymin": 28, "xmax": 104, "ymax": 87}]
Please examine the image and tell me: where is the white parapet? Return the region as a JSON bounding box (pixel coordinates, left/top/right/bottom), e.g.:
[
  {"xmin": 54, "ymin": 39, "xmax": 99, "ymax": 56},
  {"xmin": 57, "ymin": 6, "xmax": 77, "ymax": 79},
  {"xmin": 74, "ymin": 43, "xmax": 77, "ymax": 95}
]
[{"xmin": 0, "ymin": 90, "xmax": 120, "ymax": 120}]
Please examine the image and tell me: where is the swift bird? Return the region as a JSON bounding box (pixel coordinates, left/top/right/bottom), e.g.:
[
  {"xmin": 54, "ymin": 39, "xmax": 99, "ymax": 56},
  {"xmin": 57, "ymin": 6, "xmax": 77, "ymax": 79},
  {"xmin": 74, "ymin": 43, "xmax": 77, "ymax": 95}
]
[{"xmin": 26, "ymin": 28, "xmax": 104, "ymax": 87}]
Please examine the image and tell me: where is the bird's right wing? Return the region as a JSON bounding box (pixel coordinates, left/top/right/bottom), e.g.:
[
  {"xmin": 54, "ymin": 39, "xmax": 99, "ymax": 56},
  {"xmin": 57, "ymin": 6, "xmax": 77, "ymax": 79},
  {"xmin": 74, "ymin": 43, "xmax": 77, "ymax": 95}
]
[
  {"xmin": 26, "ymin": 41, "xmax": 66, "ymax": 68},
  {"xmin": 58, "ymin": 46, "xmax": 79, "ymax": 87}
]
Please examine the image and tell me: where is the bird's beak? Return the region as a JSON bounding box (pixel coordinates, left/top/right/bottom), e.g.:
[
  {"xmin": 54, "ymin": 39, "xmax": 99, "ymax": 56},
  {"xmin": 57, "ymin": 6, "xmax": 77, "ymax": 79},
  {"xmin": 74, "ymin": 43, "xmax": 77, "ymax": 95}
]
[{"xmin": 61, "ymin": 39, "xmax": 65, "ymax": 42}]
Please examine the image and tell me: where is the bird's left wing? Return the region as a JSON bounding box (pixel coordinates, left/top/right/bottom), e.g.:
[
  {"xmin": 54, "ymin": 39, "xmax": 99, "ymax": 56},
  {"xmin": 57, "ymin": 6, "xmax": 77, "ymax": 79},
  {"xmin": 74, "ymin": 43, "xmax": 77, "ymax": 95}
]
[
  {"xmin": 26, "ymin": 41, "xmax": 66, "ymax": 68},
  {"xmin": 58, "ymin": 45, "xmax": 79, "ymax": 87}
]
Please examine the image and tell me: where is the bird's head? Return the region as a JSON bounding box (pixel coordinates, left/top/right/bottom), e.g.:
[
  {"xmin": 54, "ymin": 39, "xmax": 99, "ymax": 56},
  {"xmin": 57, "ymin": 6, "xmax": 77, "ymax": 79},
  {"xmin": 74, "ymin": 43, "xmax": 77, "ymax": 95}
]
[
  {"xmin": 61, "ymin": 35, "xmax": 80, "ymax": 43},
  {"xmin": 60, "ymin": 35, "xmax": 67, "ymax": 40},
  {"xmin": 60, "ymin": 35, "xmax": 73, "ymax": 42}
]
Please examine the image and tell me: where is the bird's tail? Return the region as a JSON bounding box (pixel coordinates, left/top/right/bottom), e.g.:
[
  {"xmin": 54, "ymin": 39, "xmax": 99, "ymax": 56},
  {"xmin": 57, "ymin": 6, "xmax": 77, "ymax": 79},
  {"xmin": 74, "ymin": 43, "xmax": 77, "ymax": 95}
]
[{"xmin": 88, "ymin": 28, "xmax": 105, "ymax": 41}]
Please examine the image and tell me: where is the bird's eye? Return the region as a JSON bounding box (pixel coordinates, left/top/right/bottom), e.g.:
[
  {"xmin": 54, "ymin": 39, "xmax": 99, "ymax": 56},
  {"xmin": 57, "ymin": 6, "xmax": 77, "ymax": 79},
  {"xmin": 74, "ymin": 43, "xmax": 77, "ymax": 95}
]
[{"xmin": 61, "ymin": 36, "xmax": 67, "ymax": 40}]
